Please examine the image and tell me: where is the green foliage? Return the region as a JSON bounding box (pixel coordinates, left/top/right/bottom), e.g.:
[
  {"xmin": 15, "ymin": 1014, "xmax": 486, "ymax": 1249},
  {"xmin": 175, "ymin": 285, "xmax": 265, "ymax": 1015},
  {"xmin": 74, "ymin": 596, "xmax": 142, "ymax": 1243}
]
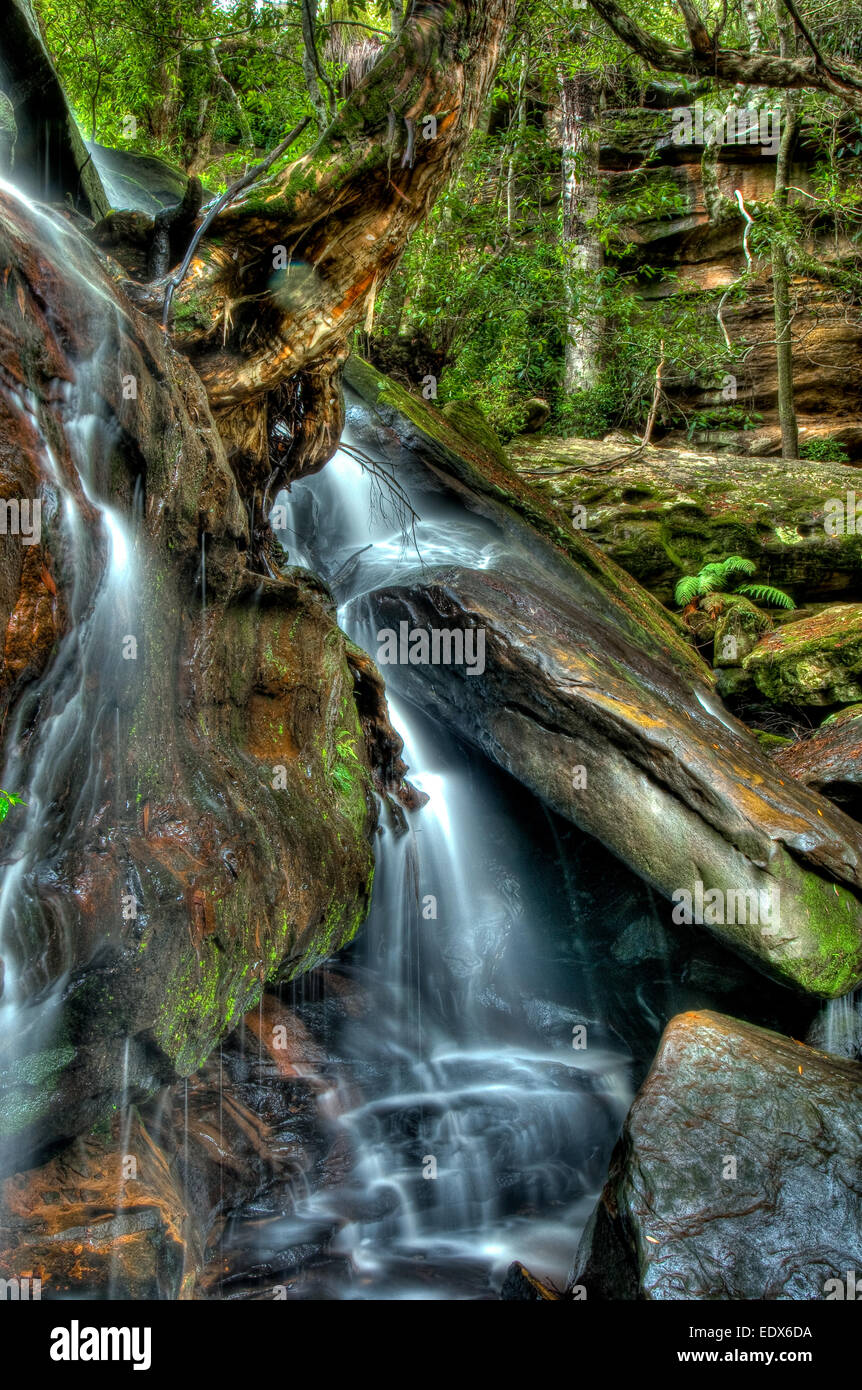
[
  {"xmin": 684, "ymin": 405, "xmax": 763, "ymax": 439},
  {"xmin": 593, "ymin": 168, "xmax": 690, "ymax": 257},
  {"xmin": 34, "ymin": 0, "xmax": 360, "ymax": 176},
  {"xmin": 737, "ymin": 583, "xmax": 796, "ymax": 609},
  {"xmin": 674, "ymin": 556, "xmax": 794, "ymax": 611},
  {"xmin": 331, "ymin": 729, "xmax": 360, "ymax": 795},
  {"xmin": 800, "ymin": 437, "xmax": 851, "ymax": 462},
  {"xmin": 550, "ymin": 351, "xmax": 639, "ymax": 437},
  {"xmin": 0, "ymin": 790, "xmax": 25, "ymax": 822}
]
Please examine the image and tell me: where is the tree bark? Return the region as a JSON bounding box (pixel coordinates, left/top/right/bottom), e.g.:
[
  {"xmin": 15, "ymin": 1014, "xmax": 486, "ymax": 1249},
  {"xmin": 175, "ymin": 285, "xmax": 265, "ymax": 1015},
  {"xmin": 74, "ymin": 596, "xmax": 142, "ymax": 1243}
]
[
  {"xmin": 587, "ymin": 0, "xmax": 862, "ymax": 114},
  {"xmin": 774, "ymin": 1, "xmax": 800, "ymax": 460},
  {"xmin": 506, "ymin": 42, "xmax": 528, "ymax": 229},
  {"xmin": 165, "ymin": 0, "xmax": 518, "ymax": 431},
  {"xmin": 301, "ymin": 0, "xmax": 335, "ymax": 133},
  {"xmin": 559, "ymin": 68, "xmax": 604, "ymax": 393}
]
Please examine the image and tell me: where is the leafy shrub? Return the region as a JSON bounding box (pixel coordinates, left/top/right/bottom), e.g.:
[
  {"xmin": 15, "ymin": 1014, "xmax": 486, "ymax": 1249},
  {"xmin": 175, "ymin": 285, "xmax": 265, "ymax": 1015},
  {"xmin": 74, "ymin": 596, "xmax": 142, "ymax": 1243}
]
[{"xmin": 800, "ymin": 437, "xmax": 851, "ymax": 463}]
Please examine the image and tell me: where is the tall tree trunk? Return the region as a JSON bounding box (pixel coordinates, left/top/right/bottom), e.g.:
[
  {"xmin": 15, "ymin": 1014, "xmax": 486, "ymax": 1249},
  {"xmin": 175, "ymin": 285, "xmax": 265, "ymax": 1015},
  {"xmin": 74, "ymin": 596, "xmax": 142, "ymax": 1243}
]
[
  {"xmin": 742, "ymin": 0, "xmax": 764, "ymax": 50},
  {"xmin": 774, "ymin": 1, "xmax": 799, "ymax": 460},
  {"xmin": 0, "ymin": 0, "xmax": 108, "ymax": 217},
  {"xmin": 559, "ymin": 68, "xmax": 603, "ymax": 393},
  {"xmin": 301, "ymin": 0, "xmax": 333, "ymax": 133},
  {"xmin": 505, "ymin": 42, "xmax": 527, "ymax": 229}
]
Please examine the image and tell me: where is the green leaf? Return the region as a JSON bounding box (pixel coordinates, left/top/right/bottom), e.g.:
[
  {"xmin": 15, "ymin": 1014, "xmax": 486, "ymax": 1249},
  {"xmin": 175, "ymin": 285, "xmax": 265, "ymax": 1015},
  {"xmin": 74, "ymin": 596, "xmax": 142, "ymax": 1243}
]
[
  {"xmin": 737, "ymin": 583, "xmax": 795, "ymax": 609},
  {"xmin": 674, "ymin": 576, "xmax": 700, "ymax": 606},
  {"xmin": 0, "ymin": 788, "xmax": 26, "ymax": 821},
  {"xmin": 719, "ymin": 555, "xmax": 756, "ymax": 576}
]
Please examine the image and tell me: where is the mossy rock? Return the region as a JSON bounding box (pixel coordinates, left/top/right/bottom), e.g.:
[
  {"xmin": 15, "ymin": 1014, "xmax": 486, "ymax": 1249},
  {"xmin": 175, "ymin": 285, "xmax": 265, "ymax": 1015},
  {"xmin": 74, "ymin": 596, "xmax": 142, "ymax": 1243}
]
[
  {"xmin": 440, "ymin": 400, "xmax": 507, "ymax": 469},
  {"xmin": 752, "ymin": 730, "xmax": 793, "ymax": 752},
  {"xmin": 505, "ymin": 435, "xmax": 862, "ymax": 607},
  {"xmin": 821, "ymin": 703, "xmax": 862, "ymax": 728},
  {"xmin": 744, "ymin": 604, "xmax": 862, "ymax": 705},
  {"xmin": 715, "ymin": 665, "xmax": 755, "ymax": 700},
  {"xmin": 713, "ymin": 596, "xmax": 772, "ymax": 668}
]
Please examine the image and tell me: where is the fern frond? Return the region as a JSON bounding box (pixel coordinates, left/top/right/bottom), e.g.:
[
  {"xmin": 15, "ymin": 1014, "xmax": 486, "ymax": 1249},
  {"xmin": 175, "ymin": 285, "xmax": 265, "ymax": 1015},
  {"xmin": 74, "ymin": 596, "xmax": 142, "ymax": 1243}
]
[
  {"xmin": 674, "ymin": 576, "xmax": 700, "ymax": 606},
  {"xmin": 697, "ymin": 573, "xmax": 729, "ymax": 595},
  {"xmin": 719, "ymin": 555, "xmax": 756, "ymax": 576},
  {"xmin": 737, "ymin": 583, "xmax": 795, "ymax": 609}
]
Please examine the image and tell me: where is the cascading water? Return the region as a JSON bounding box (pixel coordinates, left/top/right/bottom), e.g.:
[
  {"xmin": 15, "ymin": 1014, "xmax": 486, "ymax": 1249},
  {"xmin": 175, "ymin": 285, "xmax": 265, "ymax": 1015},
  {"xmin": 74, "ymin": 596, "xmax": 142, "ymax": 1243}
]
[
  {"xmin": 196, "ymin": 407, "xmax": 665, "ymax": 1298},
  {"xmin": 0, "ymin": 184, "xmax": 139, "ymax": 1107},
  {"xmin": 807, "ymin": 989, "xmax": 862, "ymax": 1060}
]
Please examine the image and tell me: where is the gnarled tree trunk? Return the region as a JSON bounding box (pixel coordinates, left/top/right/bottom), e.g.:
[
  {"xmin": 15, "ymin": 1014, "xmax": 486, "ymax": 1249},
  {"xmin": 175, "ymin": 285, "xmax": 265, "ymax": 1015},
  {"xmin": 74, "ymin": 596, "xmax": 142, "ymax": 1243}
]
[{"xmin": 155, "ymin": 0, "xmax": 518, "ymax": 485}]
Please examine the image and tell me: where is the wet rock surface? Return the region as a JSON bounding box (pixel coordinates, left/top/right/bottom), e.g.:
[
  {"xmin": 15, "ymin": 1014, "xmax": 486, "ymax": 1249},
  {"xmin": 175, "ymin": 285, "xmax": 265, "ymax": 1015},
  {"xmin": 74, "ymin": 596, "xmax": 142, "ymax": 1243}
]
[
  {"xmin": 745, "ymin": 604, "xmax": 862, "ymax": 705},
  {"xmin": 572, "ymin": 1009, "xmax": 862, "ymax": 1300},
  {"xmin": 506, "ymin": 437, "xmax": 862, "ymax": 606},
  {"xmin": 0, "ymin": 1111, "xmax": 195, "ymax": 1299},
  {"xmin": 345, "ymin": 359, "xmax": 862, "ymax": 999},
  {"xmin": 0, "ymin": 189, "xmax": 377, "ymax": 1170}
]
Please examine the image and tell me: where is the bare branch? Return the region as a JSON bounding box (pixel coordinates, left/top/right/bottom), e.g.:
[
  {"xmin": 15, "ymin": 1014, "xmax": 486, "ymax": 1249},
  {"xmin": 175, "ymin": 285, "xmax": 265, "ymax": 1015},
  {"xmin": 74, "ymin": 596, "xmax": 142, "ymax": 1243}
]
[{"xmin": 587, "ymin": 0, "xmax": 862, "ymax": 111}]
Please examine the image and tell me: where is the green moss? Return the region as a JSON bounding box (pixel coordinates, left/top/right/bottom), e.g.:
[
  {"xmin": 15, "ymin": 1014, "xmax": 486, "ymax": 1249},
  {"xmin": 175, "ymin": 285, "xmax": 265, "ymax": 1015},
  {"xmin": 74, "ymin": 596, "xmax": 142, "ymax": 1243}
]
[
  {"xmin": 7, "ymin": 1045, "xmax": 76, "ymax": 1086},
  {"xmin": 0, "ymin": 1087, "xmax": 55, "ymax": 1137},
  {"xmin": 752, "ymin": 730, "xmax": 793, "ymax": 750},
  {"xmin": 0, "ymin": 1046, "xmax": 77, "ymax": 1137},
  {"xmin": 792, "ymin": 871, "xmax": 862, "ymax": 998}
]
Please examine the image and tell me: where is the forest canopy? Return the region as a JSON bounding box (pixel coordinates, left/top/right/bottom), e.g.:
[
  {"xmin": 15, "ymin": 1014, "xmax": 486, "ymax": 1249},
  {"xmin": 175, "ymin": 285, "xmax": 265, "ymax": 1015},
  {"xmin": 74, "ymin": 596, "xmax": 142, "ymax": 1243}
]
[{"xmin": 25, "ymin": 0, "xmax": 862, "ymax": 452}]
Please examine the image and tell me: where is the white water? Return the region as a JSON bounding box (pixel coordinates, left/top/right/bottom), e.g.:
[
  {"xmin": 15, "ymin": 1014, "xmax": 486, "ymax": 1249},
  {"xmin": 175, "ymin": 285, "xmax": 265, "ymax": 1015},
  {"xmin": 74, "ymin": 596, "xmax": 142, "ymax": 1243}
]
[
  {"xmin": 0, "ymin": 186, "xmax": 139, "ymax": 1066},
  {"xmin": 249, "ymin": 421, "xmax": 640, "ymax": 1296},
  {"xmin": 808, "ymin": 990, "xmax": 862, "ymax": 1060}
]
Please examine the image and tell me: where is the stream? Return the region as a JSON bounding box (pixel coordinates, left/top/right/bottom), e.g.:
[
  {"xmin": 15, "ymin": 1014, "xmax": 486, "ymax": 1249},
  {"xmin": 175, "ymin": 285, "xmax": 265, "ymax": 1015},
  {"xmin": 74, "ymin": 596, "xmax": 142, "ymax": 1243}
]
[{"xmin": 188, "ymin": 396, "xmax": 797, "ymax": 1300}]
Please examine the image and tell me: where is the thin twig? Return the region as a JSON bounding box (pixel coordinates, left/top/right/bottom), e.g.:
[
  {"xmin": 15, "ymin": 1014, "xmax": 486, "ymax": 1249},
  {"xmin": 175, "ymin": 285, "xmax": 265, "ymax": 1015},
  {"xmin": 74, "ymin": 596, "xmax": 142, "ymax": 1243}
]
[{"xmin": 161, "ymin": 116, "xmax": 311, "ymax": 329}]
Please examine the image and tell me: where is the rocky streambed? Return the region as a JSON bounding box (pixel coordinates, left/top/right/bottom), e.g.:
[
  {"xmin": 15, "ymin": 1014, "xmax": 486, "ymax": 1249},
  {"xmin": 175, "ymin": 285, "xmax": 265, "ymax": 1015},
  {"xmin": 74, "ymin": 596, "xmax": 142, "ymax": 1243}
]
[{"xmin": 0, "ymin": 182, "xmax": 860, "ymax": 1301}]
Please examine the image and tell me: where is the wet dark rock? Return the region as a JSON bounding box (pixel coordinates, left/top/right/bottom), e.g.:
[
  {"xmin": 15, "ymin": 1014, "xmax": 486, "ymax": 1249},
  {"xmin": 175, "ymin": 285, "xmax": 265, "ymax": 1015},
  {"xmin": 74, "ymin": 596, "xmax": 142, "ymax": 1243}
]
[
  {"xmin": 611, "ymin": 918, "xmax": 671, "ymax": 965},
  {"xmin": 342, "ymin": 357, "xmax": 862, "ymax": 1000},
  {"xmin": 0, "ymin": 1112, "xmax": 196, "ymax": 1299},
  {"xmin": 86, "ymin": 141, "xmax": 188, "ymax": 216},
  {"xmin": 0, "ymin": 188, "xmax": 376, "ymax": 1171},
  {"xmin": 572, "ymin": 1010, "xmax": 862, "ymax": 1300},
  {"xmin": 2, "ymin": 3, "xmax": 109, "ymax": 218},
  {"xmin": 500, "ymin": 1259, "xmax": 561, "ymax": 1299}
]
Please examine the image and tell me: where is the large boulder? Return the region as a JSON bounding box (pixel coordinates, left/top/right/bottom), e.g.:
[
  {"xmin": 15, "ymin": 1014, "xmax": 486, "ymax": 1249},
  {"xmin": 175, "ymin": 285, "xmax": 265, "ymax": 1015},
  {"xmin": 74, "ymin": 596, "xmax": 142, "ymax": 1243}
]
[
  {"xmin": 0, "ymin": 1, "xmax": 109, "ymax": 218},
  {"xmin": 344, "ymin": 358, "xmax": 862, "ymax": 1000},
  {"xmin": 86, "ymin": 142, "xmax": 188, "ymax": 216},
  {"xmin": 505, "ymin": 436, "xmax": 862, "ymax": 606},
  {"xmin": 744, "ymin": 604, "xmax": 862, "ymax": 705},
  {"xmin": 572, "ymin": 1010, "xmax": 862, "ymax": 1299}
]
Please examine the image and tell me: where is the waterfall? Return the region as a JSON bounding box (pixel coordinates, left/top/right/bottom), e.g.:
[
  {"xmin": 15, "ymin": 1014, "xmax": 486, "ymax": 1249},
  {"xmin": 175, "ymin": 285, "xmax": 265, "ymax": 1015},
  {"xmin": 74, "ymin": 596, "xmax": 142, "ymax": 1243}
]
[
  {"xmin": 244, "ymin": 412, "xmax": 645, "ymax": 1296},
  {"xmin": 0, "ymin": 185, "xmax": 139, "ymax": 1067},
  {"xmin": 807, "ymin": 990, "xmax": 862, "ymax": 1060}
]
